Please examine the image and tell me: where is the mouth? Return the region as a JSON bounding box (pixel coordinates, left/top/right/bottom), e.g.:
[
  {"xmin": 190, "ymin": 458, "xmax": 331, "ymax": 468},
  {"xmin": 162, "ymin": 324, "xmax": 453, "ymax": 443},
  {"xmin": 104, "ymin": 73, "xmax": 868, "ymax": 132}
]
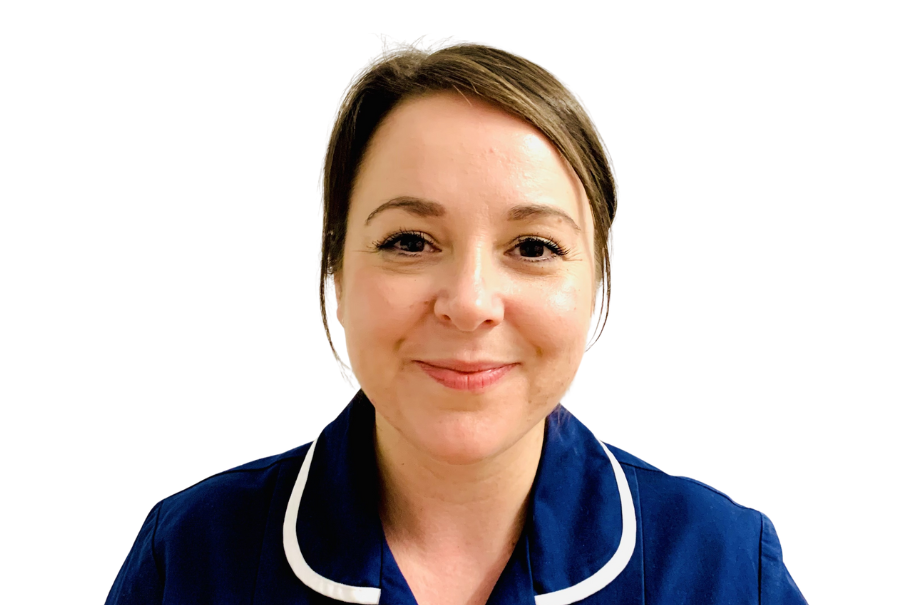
[{"xmin": 414, "ymin": 360, "xmax": 517, "ymax": 392}]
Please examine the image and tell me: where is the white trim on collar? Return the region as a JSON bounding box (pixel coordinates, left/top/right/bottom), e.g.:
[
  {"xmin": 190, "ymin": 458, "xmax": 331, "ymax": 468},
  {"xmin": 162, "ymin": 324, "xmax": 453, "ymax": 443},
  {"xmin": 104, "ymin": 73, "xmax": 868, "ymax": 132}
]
[
  {"xmin": 534, "ymin": 441, "xmax": 637, "ymax": 605},
  {"xmin": 283, "ymin": 437, "xmax": 382, "ymax": 604},
  {"xmin": 282, "ymin": 436, "xmax": 635, "ymax": 605}
]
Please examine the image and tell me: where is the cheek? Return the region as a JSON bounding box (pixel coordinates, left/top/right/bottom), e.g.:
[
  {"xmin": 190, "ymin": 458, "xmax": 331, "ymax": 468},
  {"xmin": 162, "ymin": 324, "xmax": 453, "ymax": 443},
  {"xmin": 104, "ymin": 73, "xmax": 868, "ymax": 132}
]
[
  {"xmin": 499, "ymin": 275, "xmax": 593, "ymax": 429},
  {"xmin": 513, "ymin": 277, "xmax": 593, "ymax": 362},
  {"xmin": 342, "ymin": 266, "xmax": 429, "ymax": 353}
]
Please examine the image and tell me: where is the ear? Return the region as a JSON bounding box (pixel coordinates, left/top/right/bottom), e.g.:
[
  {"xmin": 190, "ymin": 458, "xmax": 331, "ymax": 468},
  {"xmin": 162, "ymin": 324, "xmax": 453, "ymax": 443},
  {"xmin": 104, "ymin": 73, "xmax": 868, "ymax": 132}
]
[{"xmin": 334, "ymin": 272, "xmax": 344, "ymax": 326}]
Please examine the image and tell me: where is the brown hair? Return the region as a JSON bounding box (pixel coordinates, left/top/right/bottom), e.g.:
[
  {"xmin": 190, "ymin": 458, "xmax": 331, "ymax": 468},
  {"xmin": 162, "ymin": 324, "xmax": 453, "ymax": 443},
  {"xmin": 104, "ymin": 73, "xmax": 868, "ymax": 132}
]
[{"xmin": 320, "ymin": 43, "xmax": 617, "ymax": 362}]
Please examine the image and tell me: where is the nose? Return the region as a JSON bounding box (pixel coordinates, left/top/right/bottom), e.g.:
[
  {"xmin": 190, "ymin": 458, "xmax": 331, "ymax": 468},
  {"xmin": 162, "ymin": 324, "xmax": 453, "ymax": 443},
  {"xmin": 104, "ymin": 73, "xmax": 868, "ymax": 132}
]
[{"xmin": 433, "ymin": 247, "xmax": 504, "ymax": 332}]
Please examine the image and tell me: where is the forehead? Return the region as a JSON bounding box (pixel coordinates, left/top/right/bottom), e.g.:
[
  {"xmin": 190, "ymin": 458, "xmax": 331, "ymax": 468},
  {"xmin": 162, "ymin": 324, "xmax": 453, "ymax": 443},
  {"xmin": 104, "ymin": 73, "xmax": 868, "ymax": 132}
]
[{"xmin": 351, "ymin": 92, "xmax": 588, "ymax": 220}]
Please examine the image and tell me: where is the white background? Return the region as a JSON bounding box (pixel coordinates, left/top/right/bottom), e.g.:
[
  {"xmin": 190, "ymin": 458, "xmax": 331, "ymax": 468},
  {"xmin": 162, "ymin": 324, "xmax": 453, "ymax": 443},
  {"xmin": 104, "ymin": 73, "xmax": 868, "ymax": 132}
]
[{"xmin": 1, "ymin": 1, "xmax": 902, "ymax": 603}]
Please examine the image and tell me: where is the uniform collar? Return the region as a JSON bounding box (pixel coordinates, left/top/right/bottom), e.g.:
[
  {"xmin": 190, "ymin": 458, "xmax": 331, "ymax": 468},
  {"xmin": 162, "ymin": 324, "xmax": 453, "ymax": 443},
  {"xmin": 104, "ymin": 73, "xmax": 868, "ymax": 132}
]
[{"xmin": 283, "ymin": 391, "xmax": 636, "ymax": 605}]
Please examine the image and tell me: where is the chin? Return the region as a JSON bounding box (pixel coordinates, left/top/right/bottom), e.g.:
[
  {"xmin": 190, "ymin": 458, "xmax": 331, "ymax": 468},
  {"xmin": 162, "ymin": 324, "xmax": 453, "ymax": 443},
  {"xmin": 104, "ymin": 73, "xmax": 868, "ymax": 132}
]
[
  {"xmin": 417, "ymin": 423, "xmax": 507, "ymax": 466},
  {"xmin": 397, "ymin": 393, "xmax": 537, "ymax": 465}
]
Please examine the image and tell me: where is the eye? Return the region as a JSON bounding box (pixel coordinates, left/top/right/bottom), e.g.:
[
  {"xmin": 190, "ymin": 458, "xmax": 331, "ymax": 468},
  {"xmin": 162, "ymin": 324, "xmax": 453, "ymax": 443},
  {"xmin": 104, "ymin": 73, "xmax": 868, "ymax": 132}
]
[
  {"xmin": 375, "ymin": 230, "xmax": 438, "ymax": 256},
  {"xmin": 510, "ymin": 236, "xmax": 568, "ymax": 261}
]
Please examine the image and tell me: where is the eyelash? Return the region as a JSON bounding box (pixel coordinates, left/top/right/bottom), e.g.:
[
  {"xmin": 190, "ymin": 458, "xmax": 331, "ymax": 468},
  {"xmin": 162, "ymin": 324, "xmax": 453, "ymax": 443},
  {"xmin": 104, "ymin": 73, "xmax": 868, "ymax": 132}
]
[
  {"xmin": 512, "ymin": 235, "xmax": 571, "ymax": 260},
  {"xmin": 373, "ymin": 230, "xmax": 571, "ymax": 261},
  {"xmin": 373, "ymin": 230, "xmax": 437, "ymax": 256}
]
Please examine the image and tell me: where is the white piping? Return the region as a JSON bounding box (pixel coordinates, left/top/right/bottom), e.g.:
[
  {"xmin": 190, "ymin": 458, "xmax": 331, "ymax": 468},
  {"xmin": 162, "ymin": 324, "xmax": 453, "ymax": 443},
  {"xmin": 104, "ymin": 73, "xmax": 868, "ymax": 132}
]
[
  {"xmin": 534, "ymin": 441, "xmax": 637, "ymax": 605},
  {"xmin": 282, "ymin": 437, "xmax": 382, "ymax": 604},
  {"xmin": 283, "ymin": 436, "xmax": 634, "ymax": 605}
]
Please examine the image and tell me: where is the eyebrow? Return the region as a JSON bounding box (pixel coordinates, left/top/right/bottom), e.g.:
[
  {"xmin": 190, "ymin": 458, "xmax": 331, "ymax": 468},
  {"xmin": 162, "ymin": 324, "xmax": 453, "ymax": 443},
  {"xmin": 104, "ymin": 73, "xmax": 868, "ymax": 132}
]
[
  {"xmin": 364, "ymin": 196, "xmax": 581, "ymax": 233},
  {"xmin": 365, "ymin": 197, "xmax": 445, "ymax": 224},
  {"xmin": 508, "ymin": 204, "xmax": 582, "ymax": 233}
]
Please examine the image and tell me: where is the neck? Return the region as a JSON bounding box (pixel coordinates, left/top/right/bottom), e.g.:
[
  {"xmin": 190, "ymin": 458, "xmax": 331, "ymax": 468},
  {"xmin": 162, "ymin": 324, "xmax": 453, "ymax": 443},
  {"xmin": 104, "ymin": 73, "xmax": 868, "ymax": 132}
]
[{"xmin": 374, "ymin": 411, "xmax": 544, "ymax": 603}]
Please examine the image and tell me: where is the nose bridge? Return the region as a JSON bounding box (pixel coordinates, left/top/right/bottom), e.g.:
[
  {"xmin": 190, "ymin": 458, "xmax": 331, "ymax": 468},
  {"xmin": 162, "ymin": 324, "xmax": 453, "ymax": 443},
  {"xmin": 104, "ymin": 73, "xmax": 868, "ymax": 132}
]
[{"xmin": 436, "ymin": 242, "xmax": 503, "ymax": 331}]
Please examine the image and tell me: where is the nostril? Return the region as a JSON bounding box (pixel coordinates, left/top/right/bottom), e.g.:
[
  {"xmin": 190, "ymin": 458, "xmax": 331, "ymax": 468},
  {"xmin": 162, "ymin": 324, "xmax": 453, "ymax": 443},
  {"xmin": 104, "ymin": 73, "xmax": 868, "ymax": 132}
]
[
  {"xmin": 433, "ymin": 293, "xmax": 503, "ymax": 332},
  {"xmin": 431, "ymin": 257, "xmax": 505, "ymax": 331}
]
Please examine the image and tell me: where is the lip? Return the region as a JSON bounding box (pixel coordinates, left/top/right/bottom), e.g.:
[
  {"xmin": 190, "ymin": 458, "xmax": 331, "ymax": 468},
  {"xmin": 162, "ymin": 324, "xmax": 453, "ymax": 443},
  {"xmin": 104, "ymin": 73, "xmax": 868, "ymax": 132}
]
[{"xmin": 414, "ymin": 360, "xmax": 516, "ymax": 392}]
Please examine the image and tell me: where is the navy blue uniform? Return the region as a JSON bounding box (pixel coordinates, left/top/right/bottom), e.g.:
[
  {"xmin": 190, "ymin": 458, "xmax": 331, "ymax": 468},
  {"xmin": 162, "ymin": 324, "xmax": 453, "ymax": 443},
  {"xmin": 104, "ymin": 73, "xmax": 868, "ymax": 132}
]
[{"xmin": 107, "ymin": 391, "xmax": 807, "ymax": 604}]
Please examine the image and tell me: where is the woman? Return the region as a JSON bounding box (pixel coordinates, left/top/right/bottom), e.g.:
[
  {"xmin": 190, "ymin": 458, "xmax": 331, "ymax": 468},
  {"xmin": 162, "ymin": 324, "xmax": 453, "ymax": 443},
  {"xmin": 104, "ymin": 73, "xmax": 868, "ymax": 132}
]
[{"xmin": 107, "ymin": 43, "xmax": 807, "ymax": 605}]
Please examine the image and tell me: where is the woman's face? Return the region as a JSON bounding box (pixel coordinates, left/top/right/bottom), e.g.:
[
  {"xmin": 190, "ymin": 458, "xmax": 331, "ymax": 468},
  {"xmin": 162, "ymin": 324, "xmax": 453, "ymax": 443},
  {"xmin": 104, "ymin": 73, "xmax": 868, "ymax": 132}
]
[{"xmin": 337, "ymin": 93, "xmax": 597, "ymax": 465}]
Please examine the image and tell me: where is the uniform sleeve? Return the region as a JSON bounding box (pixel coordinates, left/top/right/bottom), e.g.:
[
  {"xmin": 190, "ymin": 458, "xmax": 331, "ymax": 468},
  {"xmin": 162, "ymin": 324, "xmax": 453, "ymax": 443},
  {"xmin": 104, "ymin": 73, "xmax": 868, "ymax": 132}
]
[
  {"xmin": 759, "ymin": 513, "xmax": 808, "ymax": 604},
  {"xmin": 105, "ymin": 503, "xmax": 165, "ymax": 605}
]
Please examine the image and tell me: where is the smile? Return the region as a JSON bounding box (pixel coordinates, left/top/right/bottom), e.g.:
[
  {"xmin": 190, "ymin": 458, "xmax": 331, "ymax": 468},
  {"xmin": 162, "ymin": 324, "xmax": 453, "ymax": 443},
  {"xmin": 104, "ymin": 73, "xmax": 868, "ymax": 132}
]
[{"xmin": 414, "ymin": 360, "xmax": 516, "ymax": 392}]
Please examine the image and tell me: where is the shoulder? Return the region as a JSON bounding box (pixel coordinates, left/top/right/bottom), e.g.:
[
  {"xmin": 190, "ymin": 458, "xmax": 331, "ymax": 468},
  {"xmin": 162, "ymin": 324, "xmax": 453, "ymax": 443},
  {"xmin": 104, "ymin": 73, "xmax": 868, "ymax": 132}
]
[
  {"xmin": 608, "ymin": 443, "xmax": 764, "ymax": 559},
  {"xmin": 608, "ymin": 442, "xmax": 763, "ymax": 529},
  {"xmin": 608, "ymin": 444, "xmax": 771, "ymax": 598},
  {"xmin": 154, "ymin": 443, "xmax": 311, "ymax": 547},
  {"xmin": 607, "ymin": 444, "xmax": 807, "ymax": 602},
  {"xmin": 107, "ymin": 444, "xmax": 314, "ymax": 604}
]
